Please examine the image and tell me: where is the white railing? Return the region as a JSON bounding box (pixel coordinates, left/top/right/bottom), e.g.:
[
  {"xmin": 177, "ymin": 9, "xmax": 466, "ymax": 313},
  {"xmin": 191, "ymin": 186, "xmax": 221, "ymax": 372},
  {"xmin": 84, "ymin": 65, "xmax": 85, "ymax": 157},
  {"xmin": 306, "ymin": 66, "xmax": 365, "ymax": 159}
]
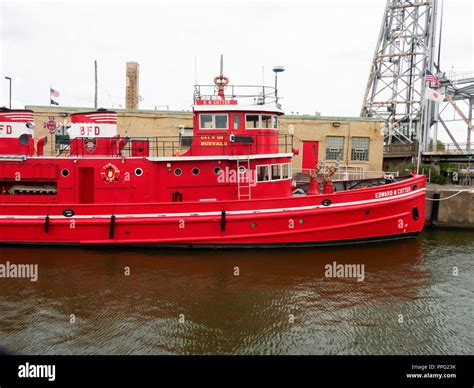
[
  {"xmin": 446, "ymin": 70, "xmax": 474, "ymax": 84},
  {"xmin": 293, "ymin": 168, "xmax": 399, "ymax": 182}
]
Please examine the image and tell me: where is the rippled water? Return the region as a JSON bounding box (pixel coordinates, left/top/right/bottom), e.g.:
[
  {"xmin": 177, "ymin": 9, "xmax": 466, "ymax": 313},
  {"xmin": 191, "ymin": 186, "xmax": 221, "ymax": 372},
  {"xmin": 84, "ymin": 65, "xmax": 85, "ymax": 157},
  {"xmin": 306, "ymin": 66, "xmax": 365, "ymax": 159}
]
[{"xmin": 0, "ymin": 230, "xmax": 473, "ymax": 355}]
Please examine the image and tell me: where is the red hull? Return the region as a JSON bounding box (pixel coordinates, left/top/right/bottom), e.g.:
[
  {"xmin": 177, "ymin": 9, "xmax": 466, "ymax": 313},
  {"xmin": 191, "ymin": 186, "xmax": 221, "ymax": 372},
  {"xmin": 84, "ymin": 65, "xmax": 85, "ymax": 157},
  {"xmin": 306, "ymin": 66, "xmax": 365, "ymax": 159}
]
[{"xmin": 0, "ymin": 175, "xmax": 426, "ymax": 247}]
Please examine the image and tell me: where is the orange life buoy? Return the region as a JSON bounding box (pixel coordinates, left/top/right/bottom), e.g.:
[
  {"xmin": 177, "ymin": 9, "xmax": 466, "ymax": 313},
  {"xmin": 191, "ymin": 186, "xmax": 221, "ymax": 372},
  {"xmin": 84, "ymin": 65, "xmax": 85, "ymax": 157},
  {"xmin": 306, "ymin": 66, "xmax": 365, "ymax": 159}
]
[{"xmin": 101, "ymin": 163, "xmax": 120, "ymax": 183}]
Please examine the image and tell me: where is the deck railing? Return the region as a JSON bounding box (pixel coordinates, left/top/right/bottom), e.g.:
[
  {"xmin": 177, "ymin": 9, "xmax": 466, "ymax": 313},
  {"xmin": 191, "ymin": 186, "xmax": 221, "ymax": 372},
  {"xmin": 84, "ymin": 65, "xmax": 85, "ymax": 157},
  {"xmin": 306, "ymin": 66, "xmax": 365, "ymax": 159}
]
[
  {"xmin": 293, "ymin": 168, "xmax": 398, "ymax": 182},
  {"xmin": 193, "ymin": 84, "xmax": 278, "ymax": 106},
  {"xmin": 54, "ymin": 134, "xmax": 293, "ymax": 158}
]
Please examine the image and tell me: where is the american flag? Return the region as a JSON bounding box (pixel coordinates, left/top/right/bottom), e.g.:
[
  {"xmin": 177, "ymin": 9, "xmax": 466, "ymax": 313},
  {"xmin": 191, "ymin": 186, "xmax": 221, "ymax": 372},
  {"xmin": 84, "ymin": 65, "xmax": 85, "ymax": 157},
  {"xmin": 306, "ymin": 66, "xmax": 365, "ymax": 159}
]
[
  {"xmin": 50, "ymin": 88, "xmax": 60, "ymax": 98},
  {"xmin": 424, "ymin": 70, "xmax": 441, "ymax": 87}
]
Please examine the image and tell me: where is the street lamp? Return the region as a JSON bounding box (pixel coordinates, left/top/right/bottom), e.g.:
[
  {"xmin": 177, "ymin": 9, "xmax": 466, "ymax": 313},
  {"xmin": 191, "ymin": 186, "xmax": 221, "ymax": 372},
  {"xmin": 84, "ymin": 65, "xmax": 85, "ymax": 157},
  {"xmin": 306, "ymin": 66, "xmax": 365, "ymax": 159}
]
[
  {"xmin": 4, "ymin": 77, "xmax": 11, "ymax": 109},
  {"xmin": 272, "ymin": 66, "xmax": 285, "ymax": 103}
]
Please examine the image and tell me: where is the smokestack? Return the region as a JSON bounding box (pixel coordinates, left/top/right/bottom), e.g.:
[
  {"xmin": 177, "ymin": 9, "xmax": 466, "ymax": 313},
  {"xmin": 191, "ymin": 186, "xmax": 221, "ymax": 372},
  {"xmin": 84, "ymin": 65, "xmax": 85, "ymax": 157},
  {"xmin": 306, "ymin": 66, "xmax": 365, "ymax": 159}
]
[{"xmin": 125, "ymin": 61, "xmax": 140, "ymax": 109}]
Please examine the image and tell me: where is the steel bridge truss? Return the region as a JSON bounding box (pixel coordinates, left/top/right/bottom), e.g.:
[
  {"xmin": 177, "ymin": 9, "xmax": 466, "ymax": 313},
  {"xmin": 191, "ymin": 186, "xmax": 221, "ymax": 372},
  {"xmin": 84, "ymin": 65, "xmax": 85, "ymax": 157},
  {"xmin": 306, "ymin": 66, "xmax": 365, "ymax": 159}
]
[{"xmin": 361, "ymin": 0, "xmax": 437, "ymax": 146}]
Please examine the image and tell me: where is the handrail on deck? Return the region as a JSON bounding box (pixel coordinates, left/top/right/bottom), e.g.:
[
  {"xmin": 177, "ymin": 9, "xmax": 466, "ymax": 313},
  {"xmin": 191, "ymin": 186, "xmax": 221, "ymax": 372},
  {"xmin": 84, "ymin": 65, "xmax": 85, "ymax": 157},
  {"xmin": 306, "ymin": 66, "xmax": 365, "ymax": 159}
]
[
  {"xmin": 193, "ymin": 84, "xmax": 278, "ymax": 105},
  {"xmin": 53, "ymin": 133, "xmax": 293, "ymax": 158}
]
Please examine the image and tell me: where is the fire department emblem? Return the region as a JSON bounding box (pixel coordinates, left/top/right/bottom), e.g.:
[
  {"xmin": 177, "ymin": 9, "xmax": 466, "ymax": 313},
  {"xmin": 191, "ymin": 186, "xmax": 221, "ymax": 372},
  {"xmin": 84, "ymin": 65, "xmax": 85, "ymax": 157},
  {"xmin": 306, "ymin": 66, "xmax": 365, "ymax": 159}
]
[
  {"xmin": 83, "ymin": 137, "xmax": 97, "ymax": 153},
  {"xmin": 43, "ymin": 116, "xmax": 59, "ymax": 134}
]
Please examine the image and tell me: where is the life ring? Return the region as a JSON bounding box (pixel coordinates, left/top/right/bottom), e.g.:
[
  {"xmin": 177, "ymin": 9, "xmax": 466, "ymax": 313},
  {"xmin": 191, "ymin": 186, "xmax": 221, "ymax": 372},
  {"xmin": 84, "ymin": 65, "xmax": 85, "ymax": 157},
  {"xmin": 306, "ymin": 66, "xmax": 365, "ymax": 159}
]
[{"xmin": 101, "ymin": 163, "xmax": 120, "ymax": 183}]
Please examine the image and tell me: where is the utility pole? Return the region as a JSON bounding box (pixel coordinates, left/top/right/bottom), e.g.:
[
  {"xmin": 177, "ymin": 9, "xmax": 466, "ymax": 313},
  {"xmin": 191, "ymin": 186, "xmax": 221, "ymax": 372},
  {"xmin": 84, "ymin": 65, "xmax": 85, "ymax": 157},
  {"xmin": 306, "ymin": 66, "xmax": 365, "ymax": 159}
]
[
  {"xmin": 4, "ymin": 77, "xmax": 12, "ymax": 109},
  {"xmin": 94, "ymin": 60, "xmax": 98, "ymax": 109}
]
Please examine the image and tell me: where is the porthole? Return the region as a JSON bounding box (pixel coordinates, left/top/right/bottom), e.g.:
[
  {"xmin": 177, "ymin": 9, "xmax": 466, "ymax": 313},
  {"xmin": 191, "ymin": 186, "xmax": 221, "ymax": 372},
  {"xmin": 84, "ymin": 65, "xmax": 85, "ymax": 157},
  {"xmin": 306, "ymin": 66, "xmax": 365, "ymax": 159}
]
[
  {"xmin": 250, "ymin": 222, "xmax": 257, "ymax": 228},
  {"xmin": 298, "ymin": 219, "xmax": 304, "ymax": 224},
  {"xmin": 61, "ymin": 169, "xmax": 70, "ymax": 177},
  {"xmin": 63, "ymin": 209, "xmax": 74, "ymax": 218},
  {"xmin": 134, "ymin": 168, "xmax": 143, "ymax": 177},
  {"xmin": 365, "ymin": 210, "xmax": 370, "ymax": 216},
  {"xmin": 174, "ymin": 168, "xmax": 182, "ymax": 176},
  {"xmin": 322, "ymin": 199, "xmax": 332, "ymax": 206},
  {"xmin": 214, "ymin": 167, "xmax": 222, "ymax": 175},
  {"xmin": 412, "ymin": 184, "xmax": 417, "ymax": 191},
  {"xmin": 412, "ymin": 206, "xmax": 419, "ymax": 221},
  {"xmin": 238, "ymin": 166, "xmax": 246, "ymax": 174},
  {"xmin": 192, "ymin": 167, "xmax": 200, "ymax": 176}
]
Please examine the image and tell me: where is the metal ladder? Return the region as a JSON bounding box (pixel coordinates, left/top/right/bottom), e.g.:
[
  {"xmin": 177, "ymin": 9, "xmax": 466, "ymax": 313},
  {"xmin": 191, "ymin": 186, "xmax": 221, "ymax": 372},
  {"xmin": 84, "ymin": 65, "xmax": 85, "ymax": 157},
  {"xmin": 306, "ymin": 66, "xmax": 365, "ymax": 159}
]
[{"xmin": 237, "ymin": 157, "xmax": 251, "ymax": 200}]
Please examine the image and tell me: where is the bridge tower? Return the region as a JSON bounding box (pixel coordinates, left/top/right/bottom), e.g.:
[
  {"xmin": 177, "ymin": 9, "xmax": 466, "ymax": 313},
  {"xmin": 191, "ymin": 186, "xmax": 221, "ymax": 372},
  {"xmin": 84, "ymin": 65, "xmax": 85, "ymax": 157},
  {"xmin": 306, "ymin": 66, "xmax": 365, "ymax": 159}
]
[{"xmin": 361, "ymin": 0, "xmax": 438, "ymax": 148}]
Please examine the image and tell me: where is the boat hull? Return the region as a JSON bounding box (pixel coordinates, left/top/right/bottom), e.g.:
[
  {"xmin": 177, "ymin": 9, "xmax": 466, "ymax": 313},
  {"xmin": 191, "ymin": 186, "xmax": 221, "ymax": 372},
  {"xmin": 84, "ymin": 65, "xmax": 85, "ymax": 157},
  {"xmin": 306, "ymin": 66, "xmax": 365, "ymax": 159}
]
[{"xmin": 0, "ymin": 175, "xmax": 426, "ymax": 247}]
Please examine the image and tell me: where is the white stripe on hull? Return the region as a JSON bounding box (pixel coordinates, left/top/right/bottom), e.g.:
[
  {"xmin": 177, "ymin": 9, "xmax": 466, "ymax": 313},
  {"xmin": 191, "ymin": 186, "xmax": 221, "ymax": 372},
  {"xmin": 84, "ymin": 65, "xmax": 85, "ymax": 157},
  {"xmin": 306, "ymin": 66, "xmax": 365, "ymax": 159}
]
[{"xmin": 0, "ymin": 188, "xmax": 425, "ymax": 220}]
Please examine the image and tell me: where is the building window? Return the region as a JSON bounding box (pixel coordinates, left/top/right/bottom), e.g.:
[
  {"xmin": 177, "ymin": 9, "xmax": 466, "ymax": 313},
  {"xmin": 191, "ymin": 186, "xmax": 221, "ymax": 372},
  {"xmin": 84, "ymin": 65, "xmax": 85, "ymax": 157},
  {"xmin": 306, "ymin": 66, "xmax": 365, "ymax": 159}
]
[
  {"xmin": 257, "ymin": 165, "xmax": 270, "ymax": 181},
  {"xmin": 326, "ymin": 136, "xmax": 344, "ymax": 160},
  {"xmin": 245, "ymin": 114, "xmax": 260, "ymax": 129},
  {"xmin": 200, "ymin": 114, "xmax": 213, "ymax": 129},
  {"xmin": 214, "ymin": 114, "xmax": 228, "ymax": 129},
  {"xmin": 351, "ymin": 137, "xmax": 370, "ymax": 161}
]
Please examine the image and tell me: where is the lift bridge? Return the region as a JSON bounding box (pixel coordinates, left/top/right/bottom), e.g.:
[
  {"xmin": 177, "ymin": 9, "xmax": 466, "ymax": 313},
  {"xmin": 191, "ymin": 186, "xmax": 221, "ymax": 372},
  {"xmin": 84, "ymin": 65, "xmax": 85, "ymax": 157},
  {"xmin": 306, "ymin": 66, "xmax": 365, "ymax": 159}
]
[{"xmin": 361, "ymin": 0, "xmax": 473, "ymax": 165}]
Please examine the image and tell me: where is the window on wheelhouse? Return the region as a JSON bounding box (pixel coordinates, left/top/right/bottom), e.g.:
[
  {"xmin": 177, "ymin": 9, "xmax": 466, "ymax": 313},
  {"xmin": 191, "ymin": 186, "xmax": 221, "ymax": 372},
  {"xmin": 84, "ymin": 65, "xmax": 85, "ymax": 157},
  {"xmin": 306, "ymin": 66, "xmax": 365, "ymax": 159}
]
[
  {"xmin": 55, "ymin": 125, "xmax": 70, "ymax": 151},
  {"xmin": 271, "ymin": 164, "xmax": 281, "ymax": 180},
  {"xmin": 200, "ymin": 114, "xmax": 213, "ymax": 129},
  {"xmin": 351, "ymin": 137, "xmax": 369, "ymax": 161},
  {"xmin": 326, "ymin": 136, "xmax": 344, "ymax": 160},
  {"xmin": 215, "ymin": 114, "xmax": 228, "ymax": 129},
  {"xmin": 233, "ymin": 115, "xmax": 240, "ymax": 129},
  {"xmin": 257, "ymin": 165, "xmax": 270, "ymax": 181},
  {"xmin": 262, "ymin": 115, "xmax": 277, "ymax": 130},
  {"xmin": 245, "ymin": 114, "xmax": 260, "ymax": 129},
  {"xmin": 282, "ymin": 164, "xmax": 290, "ymax": 179}
]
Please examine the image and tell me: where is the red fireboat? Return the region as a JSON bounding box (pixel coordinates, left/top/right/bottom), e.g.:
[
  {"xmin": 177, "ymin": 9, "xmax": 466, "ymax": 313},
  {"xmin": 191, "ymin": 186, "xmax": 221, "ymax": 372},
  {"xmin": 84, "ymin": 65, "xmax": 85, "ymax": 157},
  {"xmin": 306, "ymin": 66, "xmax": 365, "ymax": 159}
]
[{"xmin": 0, "ymin": 69, "xmax": 426, "ymax": 247}]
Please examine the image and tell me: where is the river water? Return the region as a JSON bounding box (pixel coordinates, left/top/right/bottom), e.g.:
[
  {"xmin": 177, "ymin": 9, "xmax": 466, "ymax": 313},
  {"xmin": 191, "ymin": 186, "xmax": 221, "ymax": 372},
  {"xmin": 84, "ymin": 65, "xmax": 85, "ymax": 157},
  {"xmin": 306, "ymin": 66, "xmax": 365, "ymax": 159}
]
[{"xmin": 0, "ymin": 230, "xmax": 472, "ymax": 355}]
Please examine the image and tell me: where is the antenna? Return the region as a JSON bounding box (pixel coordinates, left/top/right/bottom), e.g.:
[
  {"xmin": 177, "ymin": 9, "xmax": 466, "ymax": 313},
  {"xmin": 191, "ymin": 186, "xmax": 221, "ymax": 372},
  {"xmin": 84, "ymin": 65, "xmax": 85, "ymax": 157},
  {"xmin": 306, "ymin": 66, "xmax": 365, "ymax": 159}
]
[
  {"xmin": 272, "ymin": 65, "xmax": 285, "ymax": 103},
  {"xmin": 437, "ymin": 0, "xmax": 444, "ymax": 71},
  {"xmin": 94, "ymin": 60, "xmax": 98, "ymax": 109},
  {"xmin": 220, "ymin": 54, "xmax": 224, "ymax": 77},
  {"xmin": 194, "ymin": 56, "xmax": 198, "ymax": 86}
]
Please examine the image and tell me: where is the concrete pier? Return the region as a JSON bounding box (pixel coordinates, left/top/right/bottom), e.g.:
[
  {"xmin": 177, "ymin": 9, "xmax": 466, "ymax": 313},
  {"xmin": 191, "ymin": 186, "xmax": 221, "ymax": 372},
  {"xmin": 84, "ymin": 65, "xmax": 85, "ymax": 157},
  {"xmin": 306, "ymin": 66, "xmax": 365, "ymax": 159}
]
[{"xmin": 425, "ymin": 184, "xmax": 474, "ymax": 229}]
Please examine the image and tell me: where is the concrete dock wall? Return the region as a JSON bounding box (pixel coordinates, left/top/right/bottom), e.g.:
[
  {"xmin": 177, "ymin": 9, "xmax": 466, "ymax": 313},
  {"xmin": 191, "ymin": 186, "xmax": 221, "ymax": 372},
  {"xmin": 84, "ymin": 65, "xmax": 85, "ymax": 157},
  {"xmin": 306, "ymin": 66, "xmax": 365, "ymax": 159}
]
[{"xmin": 426, "ymin": 186, "xmax": 474, "ymax": 229}]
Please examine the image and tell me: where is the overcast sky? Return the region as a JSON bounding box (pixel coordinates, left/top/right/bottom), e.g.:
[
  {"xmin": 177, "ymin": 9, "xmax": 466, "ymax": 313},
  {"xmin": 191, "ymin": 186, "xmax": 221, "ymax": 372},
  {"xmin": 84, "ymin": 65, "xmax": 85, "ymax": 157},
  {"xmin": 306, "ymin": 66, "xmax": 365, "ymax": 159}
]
[{"xmin": 0, "ymin": 0, "xmax": 472, "ymax": 119}]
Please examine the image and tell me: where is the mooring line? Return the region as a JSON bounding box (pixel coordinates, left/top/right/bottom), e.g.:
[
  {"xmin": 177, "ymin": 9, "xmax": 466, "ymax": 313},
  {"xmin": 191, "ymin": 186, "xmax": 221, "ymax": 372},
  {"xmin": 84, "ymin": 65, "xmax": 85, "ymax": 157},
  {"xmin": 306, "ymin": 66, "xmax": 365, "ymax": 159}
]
[{"xmin": 426, "ymin": 190, "xmax": 470, "ymax": 201}]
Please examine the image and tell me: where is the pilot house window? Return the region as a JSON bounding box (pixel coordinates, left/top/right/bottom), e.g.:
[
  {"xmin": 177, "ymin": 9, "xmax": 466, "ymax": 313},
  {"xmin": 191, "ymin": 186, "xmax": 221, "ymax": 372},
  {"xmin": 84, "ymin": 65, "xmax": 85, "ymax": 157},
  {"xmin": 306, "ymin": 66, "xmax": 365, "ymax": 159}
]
[
  {"xmin": 200, "ymin": 114, "xmax": 228, "ymax": 129},
  {"xmin": 245, "ymin": 115, "xmax": 260, "ymax": 129},
  {"xmin": 246, "ymin": 114, "xmax": 278, "ymax": 129},
  {"xmin": 262, "ymin": 115, "xmax": 275, "ymax": 129},
  {"xmin": 200, "ymin": 114, "xmax": 213, "ymax": 129},
  {"xmin": 215, "ymin": 114, "xmax": 228, "ymax": 129},
  {"xmin": 233, "ymin": 116, "xmax": 240, "ymax": 129}
]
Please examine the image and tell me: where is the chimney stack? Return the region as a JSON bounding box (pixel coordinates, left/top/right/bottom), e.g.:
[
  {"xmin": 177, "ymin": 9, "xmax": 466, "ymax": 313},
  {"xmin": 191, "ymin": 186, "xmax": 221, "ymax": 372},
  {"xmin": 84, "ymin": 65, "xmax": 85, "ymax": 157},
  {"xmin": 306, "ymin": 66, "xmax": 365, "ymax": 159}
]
[{"xmin": 125, "ymin": 61, "xmax": 140, "ymax": 109}]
